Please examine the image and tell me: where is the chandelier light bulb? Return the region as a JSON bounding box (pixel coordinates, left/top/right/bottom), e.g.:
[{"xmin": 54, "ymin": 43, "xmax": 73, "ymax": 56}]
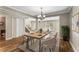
[{"xmin": 37, "ymin": 7, "xmax": 46, "ymax": 20}]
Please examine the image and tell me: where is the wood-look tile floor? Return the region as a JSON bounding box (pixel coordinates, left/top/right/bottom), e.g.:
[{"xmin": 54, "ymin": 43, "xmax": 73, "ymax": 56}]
[
  {"xmin": 0, "ymin": 37, "xmax": 74, "ymax": 52},
  {"xmin": 0, "ymin": 37, "xmax": 5, "ymax": 42},
  {"xmin": 18, "ymin": 39, "xmax": 74, "ymax": 52},
  {"xmin": 12, "ymin": 48, "xmax": 24, "ymax": 52},
  {"xmin": 59, "ymin": 39, "xmax": 74, "ymax": 52},
  {"xmin": 0, "ymin": 36, "xmax": 24, "ymax": 52}
]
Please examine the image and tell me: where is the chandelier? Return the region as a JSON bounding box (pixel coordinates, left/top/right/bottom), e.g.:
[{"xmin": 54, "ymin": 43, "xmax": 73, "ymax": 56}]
[{"xmin": 37, "ymin": 7, "xmax": 46, "ymax": 20}]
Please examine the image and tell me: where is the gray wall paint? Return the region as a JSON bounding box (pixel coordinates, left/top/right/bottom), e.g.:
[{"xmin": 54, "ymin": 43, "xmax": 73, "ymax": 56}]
[
  {"xmin": 60, "ymin": 13, "xmax": 70, "ymax": 26},
  {"xmin": 59, "ymin": 13, "xmax": 70, "ymax": 39}
]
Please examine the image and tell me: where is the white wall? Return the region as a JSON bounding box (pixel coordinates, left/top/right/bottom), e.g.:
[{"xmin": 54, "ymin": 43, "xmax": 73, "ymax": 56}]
[
  {"xmin": 70, "ymin": 7, "xmax": 79, "ymax": 52},
  {"xmin": 0, "ymin": 7, "xmax": 28, "ymax": 40},
  {"xmin": 25, "ymin": 17, "xmax": 35, "ymax": 27},
  {"xmin": 70, "ymin": 32, "xmax": 79, "ymax": 51},
  {"xmin": 16, "ymin": 18, "xmax": 25, "ymax": 37},
  {"xmin": 12, "ymin": 17, "xmax": 17, "ymax": 38}
]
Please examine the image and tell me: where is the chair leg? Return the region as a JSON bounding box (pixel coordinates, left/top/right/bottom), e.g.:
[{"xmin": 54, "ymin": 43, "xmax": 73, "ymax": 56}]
[
  {"xmin": 30, "ymin": 38, "xmax": 35, "ymax": 45},
  {"xmin": 30, "ymin": 40, "xmax": 32, "ymax": 45},
  {"xmin": 41, "ymin": 46, "xmax": 43, "ymax": 52},
  {"xmin": 30, "ymin": 37, "xmax": 33, "ymax": 45},
  {"xmin": 52, "ymin": 48, "xmax": 54, "ymax": 52},
  {"xmin": 49, "ymin": 48, "xmax": 52, "ymax": 52},
  {"xmin": 52, "ymin": 46, "xmax": 56, "ymax": 52},
  {"xmin": 44, "ymin": 47, "xmax": 47, "ymax": 52},
  {"xmin": 32, "ymin": 40, "xmax": 34, "ymax": 44}
]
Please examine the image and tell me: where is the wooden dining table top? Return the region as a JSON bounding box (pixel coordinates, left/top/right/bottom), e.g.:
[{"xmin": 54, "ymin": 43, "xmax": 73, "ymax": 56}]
[{"xmin": 24, "ymin": 32, "xmax": 50, "ymax": 39}]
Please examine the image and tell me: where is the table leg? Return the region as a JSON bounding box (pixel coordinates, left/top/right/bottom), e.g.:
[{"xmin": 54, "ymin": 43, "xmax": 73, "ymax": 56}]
[
  {"xmin": 26, "ymin": 37, "xmax": 35, "ymax": 52},
  {"xmin": 39, "ymin": 39, "xmax": 42, "ymax": 52},
  {"xmin": 26, "ymin": 37, "xmax": 30, "ymax": 48}
]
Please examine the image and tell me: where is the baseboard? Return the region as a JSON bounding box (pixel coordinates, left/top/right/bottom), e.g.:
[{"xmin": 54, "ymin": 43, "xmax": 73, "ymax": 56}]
[
  {"xmin": 6, "ymin": 35, "xmax": 24, "ymax": 40},
  {"xmin": 6, "ymin": 37, "xmax": 13, "ymax": 40},
  {"xmin": 69, "ymin": 41, "xmax": 77, "ymax": 52}
]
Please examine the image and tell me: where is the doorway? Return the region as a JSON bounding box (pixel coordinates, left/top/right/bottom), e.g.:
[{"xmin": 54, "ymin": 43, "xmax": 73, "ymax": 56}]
[{"xmin": 0, "ymin": 16, "xmax": 6, "ymax": 41}]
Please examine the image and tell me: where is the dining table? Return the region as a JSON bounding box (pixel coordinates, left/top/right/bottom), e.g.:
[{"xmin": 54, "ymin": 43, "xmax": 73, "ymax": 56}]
[{"xmin": 24, "ymin": 31, "xmax": 50, "ymax": 52}]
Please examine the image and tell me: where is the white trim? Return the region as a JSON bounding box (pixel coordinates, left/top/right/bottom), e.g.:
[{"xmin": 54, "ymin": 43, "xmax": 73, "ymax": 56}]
[
  {"xmin": 69, "ymin": 41, "xmax": 77, "ymax": 52},
  {"xmin": 16, "ymin": 35, "xmax": 23, "ymax": 37},
  {"xmin": 6, "ymin": 35, "xmax": 23, "ymax": 40},
  {"xmin": 6, "ymin": 37, "xmax": 13, "ymax": 40},
  {"xmin": 0, "ymin": 6, "xmax": 33, "ymax": 18}
]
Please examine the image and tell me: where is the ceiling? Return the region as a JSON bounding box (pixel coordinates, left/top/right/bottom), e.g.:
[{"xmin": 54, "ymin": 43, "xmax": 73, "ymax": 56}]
[{"xmin": 6, "ymin": 6, "xmax": 71, "ymax": 17}]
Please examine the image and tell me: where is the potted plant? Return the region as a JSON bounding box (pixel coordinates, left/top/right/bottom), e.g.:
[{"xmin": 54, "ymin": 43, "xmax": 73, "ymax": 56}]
[{"xmin": 61, "ymin": 26, "xmax": 70, "ymax": 41}]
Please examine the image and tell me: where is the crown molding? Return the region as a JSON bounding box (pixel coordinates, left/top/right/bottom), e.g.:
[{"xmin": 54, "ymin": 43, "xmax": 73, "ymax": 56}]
[
  {"xmin": 0, "ymin": 6, "xmax": 35, "ymax": 18},
  {"xmin": 35, "ymin": 7, "xmax": 72, "ymax": 18},
  {"xmin": 0, "ymin": 6, "xmax": 72, "ymax": 18}
]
